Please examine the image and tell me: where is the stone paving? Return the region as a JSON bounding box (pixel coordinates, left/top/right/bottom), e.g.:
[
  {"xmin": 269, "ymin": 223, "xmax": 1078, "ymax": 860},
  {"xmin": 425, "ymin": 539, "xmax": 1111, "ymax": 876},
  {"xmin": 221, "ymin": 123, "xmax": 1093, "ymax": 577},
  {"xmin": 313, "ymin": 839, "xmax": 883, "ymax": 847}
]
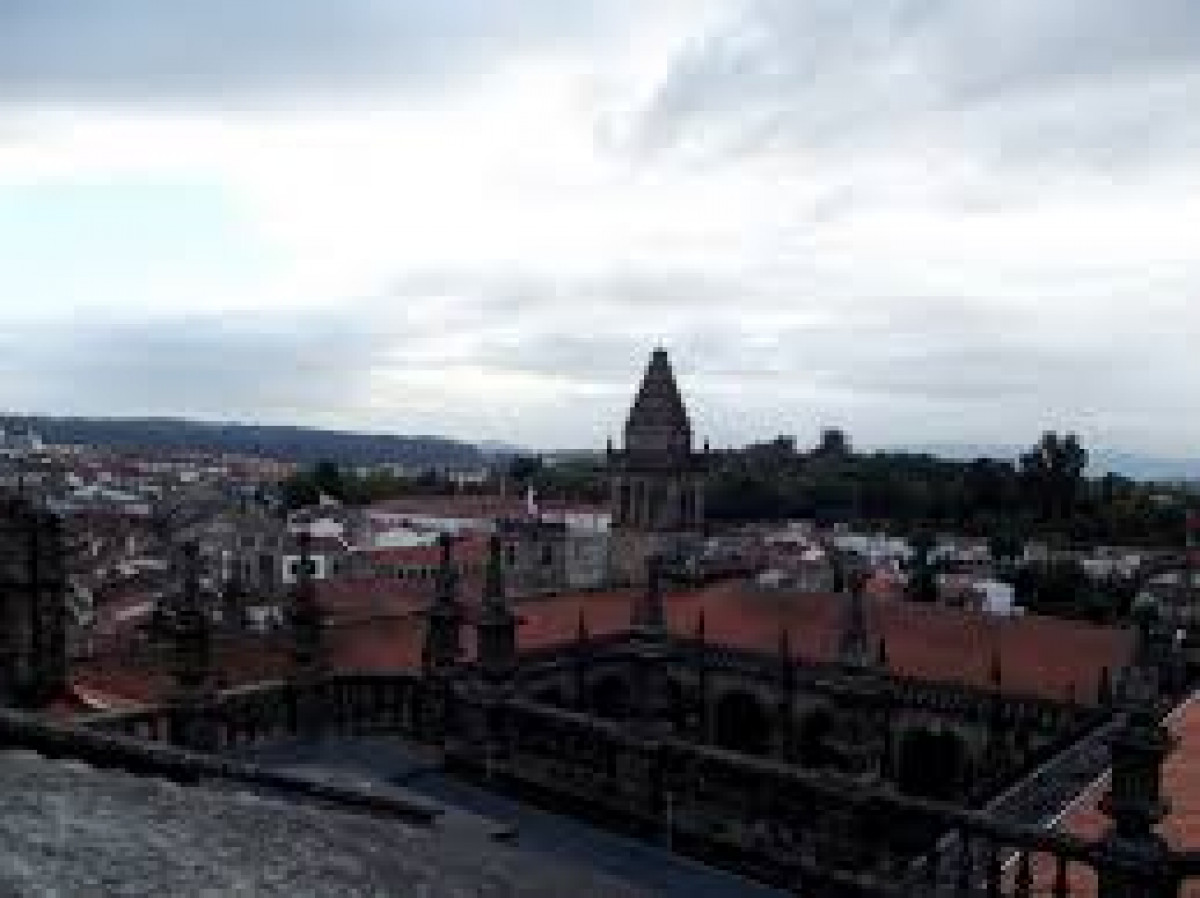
[
  {"xmin": 247, "ymin": 738, "xmax": 789, "ymax": 898},
  {"xmin": 0, "ymin": 748, "xmax": 648, "ymax": 897}
]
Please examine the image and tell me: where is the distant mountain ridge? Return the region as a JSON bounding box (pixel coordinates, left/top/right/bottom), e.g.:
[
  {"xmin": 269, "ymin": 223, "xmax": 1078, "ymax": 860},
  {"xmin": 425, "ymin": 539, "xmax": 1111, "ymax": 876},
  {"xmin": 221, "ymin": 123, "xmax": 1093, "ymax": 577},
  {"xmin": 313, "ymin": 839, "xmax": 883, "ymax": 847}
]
[{"xmin": 2, "ymin": 415, "xmax": 485, "ymax": 468}]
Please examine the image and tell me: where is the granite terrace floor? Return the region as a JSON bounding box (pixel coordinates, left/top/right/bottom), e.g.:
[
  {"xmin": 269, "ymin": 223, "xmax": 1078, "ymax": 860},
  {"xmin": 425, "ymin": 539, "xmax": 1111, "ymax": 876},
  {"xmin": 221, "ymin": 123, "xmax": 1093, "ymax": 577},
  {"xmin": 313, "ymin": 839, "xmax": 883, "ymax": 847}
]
[{"xmin": 245, "ymin": 737, "xmax": 788, "ymax": 898}]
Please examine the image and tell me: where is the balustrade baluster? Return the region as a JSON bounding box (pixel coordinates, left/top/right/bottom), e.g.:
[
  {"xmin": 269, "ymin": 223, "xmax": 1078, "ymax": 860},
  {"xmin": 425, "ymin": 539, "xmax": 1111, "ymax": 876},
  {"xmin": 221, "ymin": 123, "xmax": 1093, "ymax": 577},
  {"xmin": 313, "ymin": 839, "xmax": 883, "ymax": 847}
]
[
  {"xmin": 924, "ymin": 844, "xmax": 940, "ymax": 893},
  {"xmin": 984, "ymin": 840, "xmax": 1001, "ymax": 898},
  {"xmin": 1052, "ymin": 854, "xmax": 1070, "ymax": 898},
  {"xmin": 1013, "ymin": 852, "xmax": 1032, "ymax": 898},
  {"xmin": 955, "ymin": 832, "xmax": 972, "ymax": 896}
]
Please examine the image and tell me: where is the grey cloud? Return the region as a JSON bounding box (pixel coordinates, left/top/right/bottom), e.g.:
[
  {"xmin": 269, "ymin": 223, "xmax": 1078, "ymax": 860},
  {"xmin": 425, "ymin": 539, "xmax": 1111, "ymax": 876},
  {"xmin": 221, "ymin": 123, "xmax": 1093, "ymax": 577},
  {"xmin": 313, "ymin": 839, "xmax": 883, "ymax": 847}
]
[
  {"xmin": 3, "ymin": 268, "xmax": 1198, "ymax": 455},
  {"xmin": 1, "ymin": 308, "xmax": 397, "ymax": 420},
  {"xmin": 626, "ymin": 0, "xmax": 1200, "ymax": 169},
  {"xmin": 0, "ymin": 0, "xmax": 623, "ymax": 106}
]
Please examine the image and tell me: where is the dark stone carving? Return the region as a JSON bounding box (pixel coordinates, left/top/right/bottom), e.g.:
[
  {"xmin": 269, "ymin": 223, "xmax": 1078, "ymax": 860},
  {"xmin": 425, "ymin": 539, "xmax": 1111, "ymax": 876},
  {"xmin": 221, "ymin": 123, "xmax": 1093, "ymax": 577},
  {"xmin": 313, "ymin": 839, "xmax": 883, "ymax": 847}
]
[{"xmin": 0, "ymin": 497, "xmax": 68, "ymax": 709}]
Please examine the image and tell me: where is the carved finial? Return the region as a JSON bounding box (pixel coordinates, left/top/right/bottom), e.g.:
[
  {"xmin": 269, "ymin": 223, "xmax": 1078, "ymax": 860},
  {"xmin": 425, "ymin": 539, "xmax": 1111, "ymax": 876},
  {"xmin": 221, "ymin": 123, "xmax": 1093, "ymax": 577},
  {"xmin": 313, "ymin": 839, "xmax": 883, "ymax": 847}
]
[
  {"xmin": 434, "ymin": 531, "xmax": 457, "ymax": 601},
  {"xmin": 290, "ymin": 529, "xmax": 324, "ymax": 672},
  {"xmin": 173, "ymin": 540, "xmax": 212, "ymax": 694},
  {"xmin": 839, "ymin": 567, "xmax": 870, "ymax": 666},
  {"xmin": 1098, "ymin": 665, "xmax": 1112, "ymax": 706},
  {"xmin": 633, "ymin": 553, "xmax": 667, "ymax": 631},
  {"xmin": 477, "ymin": 534, "xmax": 517, "ymax": 685},
  {"xmin": 484, "ymin": 534, "xmax": 505, "ymax": 605}
]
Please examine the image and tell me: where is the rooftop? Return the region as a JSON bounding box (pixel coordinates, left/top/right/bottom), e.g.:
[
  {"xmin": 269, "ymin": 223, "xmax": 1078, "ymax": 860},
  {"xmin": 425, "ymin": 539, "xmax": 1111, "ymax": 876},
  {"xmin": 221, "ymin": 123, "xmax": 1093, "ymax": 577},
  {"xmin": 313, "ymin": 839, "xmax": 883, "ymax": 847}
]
[
  {"xmin": 72, "ymin": 579, "xmax": 1133, "ymax": 708},
  {"xmin": 1021, "ymin": 692, "xmax": 1200, "ymax": 896},
  {"xmin": 0, "ymin": 747, "xmax": 647, "ymax": 897},
  {"xmin": 516, "ymin": 581, "xmax": 1132, "ymax": 702}
]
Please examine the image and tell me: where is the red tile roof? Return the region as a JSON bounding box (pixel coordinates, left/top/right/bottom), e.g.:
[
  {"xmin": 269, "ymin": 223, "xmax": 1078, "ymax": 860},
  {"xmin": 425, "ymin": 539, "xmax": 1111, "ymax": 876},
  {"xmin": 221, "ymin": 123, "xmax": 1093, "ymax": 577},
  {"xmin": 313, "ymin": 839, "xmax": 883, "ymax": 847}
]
[
  {"xmin": 1020, "ymin": 693, "xmax": 1200, "ymax": 897},
  {"xmin": 516, "ymin": 582, "xmax": 1131, "ymax": 703},
  {"xmin": 68, "ymin": 580, "xmax": 1131, "ymax": 713},
  {"xmin": 315, "ymin": 578, "xmax": 432, "ymax": 620}
]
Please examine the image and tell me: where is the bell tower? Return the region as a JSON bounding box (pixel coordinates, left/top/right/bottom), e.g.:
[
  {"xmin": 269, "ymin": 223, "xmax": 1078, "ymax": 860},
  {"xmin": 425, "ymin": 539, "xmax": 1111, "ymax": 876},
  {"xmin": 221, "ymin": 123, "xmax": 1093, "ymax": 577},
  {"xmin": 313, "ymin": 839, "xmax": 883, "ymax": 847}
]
[{"xmin": 608, "ymin": 348, "xmax": 707, "ymax": 585}]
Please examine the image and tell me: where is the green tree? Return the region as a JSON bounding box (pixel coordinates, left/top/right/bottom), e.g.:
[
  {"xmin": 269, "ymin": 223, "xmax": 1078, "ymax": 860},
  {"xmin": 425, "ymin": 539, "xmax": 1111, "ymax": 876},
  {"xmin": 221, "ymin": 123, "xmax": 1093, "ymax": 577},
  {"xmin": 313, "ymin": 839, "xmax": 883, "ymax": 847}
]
[
  {"xmin": 814, "ymin": 428, "xmax": 851, "ymax": 458},
  {"xmin": 312, "ymin": 459, "xmax": 346, "ymax": 500},
  {"xmin": 507, "ymin": 455, "xmax": 543, "ymax": 483},
  {"xmin": 988, "ymin": 529, "xmax": 1024, "ymax": 569},
  {"xmin": 1020, "ymin": 432, "xmax": 1087, "ymax": 521}
]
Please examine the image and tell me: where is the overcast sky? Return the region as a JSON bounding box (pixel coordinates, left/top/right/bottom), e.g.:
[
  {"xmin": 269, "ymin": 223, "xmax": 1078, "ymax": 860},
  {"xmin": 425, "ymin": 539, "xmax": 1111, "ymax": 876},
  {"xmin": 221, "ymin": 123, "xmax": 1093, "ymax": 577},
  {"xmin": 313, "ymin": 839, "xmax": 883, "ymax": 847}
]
[{"xmin": 1, "ymin": 1, "xmax": 1197, "ymax": 456}]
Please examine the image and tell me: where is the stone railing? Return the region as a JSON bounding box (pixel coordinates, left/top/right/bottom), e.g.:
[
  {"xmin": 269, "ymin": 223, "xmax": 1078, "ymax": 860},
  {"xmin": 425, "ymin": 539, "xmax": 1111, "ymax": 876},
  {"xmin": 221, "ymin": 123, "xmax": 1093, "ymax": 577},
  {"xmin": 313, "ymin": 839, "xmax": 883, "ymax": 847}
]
[
  {"xmin": 441, "ymin": 696, "xmax": 1199, "ymax": 897},
  {"xmin": 82, "ymin": 671, "xmax": 441, "ymax": 752},
  {"xmin": 0, "ymin": 706, "xmax": 441, "ymax": 826},
  {"xmin": 73, "ymin": 670, "xmax": 1199, "ymax": 896}
]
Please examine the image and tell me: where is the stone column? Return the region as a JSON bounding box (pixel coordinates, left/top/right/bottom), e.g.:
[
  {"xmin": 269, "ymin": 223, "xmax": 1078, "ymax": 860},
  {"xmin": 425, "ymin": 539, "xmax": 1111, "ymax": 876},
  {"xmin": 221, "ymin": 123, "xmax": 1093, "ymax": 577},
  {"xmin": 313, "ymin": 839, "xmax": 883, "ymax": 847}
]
[{"xmin": 1097, "ymin": 662, "xmax": 1177, "ymax": 898}]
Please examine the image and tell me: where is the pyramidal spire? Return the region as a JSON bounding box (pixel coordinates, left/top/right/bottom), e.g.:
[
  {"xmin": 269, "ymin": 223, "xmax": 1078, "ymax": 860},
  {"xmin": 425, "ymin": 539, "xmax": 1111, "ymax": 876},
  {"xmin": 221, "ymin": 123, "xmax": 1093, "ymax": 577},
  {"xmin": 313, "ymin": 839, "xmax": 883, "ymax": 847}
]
[{"xmin": 626, "ymin": 348, "xmax": 691, "ymax": 434}]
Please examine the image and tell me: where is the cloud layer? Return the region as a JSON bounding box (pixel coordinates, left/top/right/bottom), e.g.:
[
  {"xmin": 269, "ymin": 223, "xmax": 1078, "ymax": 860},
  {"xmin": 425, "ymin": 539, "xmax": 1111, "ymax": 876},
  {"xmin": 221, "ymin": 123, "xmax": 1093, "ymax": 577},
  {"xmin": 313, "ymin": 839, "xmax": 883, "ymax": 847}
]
[
  {"xmin": 0, "ymin": 1, "xmax": 625, "ymax": 105},
  {"xmin": 0, "ymin": 2, "xmax": 1197, "ymax": 457}
]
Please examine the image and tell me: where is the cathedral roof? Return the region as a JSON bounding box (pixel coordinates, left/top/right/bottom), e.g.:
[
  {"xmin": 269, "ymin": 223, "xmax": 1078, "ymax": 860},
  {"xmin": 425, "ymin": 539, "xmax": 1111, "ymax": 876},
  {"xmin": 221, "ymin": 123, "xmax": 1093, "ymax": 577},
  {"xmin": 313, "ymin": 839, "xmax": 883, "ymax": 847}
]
[
  {"xmin": 625, "ymin": 348, "xmax": 691, "ymax": 435},
  {"xmin": 0, "ymin": 745, "xmax": 649, "ymax": 897}
]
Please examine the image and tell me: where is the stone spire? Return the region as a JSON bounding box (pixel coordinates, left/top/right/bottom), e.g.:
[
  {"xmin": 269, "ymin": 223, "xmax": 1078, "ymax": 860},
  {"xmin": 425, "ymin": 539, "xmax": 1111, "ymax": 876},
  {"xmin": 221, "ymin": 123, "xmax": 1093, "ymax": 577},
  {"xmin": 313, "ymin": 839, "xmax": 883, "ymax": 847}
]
[
  {"xmin": 573, "ymin": 608, "xmax": 590, "ymax": 712},
  {"xmin": 626, "ymin": 348, "xmax": 691, "ymax": 436},
  {"xmin": 422, "ymin": 533, "xmax": 464, "ymax": 674},
  {"xmin": 0, "ymin": 498, "xmax": 68, "ymax": 709},
  {"xmin": 776, "ymin": 627, "xmax": 795, "ymax": 696},
  {"xmin": 631, "ymin": 553, "xmax": 667, "ymax": 633},
  {"xmin": 622, "ymin": 348, "xmax": 693, "ymax": 469},
  {"xmin": 575, "ymin": 607, "xmax": 589, "ymax": 644},
  {"xmin": 627, "ymin": 554, "xmax": 673, "ymax": 732},
  {"xmin": 172, "ymin": 541, "xmax": 212, "ymax": 696},
  {"xmin": 476, "ymin": 535, "xmax": 517, "ymax": 685},
  {"xmin": 169, "ymin": 540, "xmax": 217, "ymax": 750},
  {"xmin": 838, "ymin": 569, "xmax": 871, "ymax": 667},
  {"xmin": 289, "ymin": 531, "xmax": 324, "ymax": 673},
  {"xmin": 1096, "ymin": 633, "xmax": 1175, "ymax": 896}
]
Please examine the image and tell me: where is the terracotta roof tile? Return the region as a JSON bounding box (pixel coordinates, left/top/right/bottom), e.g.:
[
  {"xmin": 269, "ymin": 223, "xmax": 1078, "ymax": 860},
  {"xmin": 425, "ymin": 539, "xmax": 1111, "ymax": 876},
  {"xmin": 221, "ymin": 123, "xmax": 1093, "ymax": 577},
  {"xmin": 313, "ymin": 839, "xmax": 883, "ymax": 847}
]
[
  {"xmin": 68, "ymin": 580, "xmax": 1132, "ymax": 715},
  {"xmin": 515, "ymin": 581, "xmax": 1130, "ymax": 703},
  {"xmin": 1020, "ymin": 695, "xmax": 1200, "ymax": 897}
]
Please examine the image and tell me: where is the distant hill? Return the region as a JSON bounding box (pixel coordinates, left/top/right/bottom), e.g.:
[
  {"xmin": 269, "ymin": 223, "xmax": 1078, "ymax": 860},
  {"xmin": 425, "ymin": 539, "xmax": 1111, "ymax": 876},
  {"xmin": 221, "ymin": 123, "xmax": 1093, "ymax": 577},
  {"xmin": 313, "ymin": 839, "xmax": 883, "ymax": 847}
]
[
  {"xmin": 3, "ymin": 415, "xmax": 486, "ymax": 469},
  {"xmin": 475, "ymin": 440, "xmax": 528, "ymax": 459}
]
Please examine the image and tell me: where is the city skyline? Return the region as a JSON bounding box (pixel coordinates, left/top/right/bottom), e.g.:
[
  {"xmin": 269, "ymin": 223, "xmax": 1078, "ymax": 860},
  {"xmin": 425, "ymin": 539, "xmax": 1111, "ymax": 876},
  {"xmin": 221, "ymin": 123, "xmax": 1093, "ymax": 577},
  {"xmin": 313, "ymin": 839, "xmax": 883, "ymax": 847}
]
[{"xmin": 1, "ymin": 2, "xmax": 1197, "ymax": 456}]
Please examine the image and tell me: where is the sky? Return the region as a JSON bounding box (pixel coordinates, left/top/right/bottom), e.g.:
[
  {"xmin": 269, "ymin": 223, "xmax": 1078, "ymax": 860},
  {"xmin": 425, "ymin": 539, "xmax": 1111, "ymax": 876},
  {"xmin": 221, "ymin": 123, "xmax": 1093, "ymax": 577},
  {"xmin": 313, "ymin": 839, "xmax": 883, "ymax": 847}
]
[{"xmin": 1, "ymin": 1, "xmax": 1198, "ymax": 457}]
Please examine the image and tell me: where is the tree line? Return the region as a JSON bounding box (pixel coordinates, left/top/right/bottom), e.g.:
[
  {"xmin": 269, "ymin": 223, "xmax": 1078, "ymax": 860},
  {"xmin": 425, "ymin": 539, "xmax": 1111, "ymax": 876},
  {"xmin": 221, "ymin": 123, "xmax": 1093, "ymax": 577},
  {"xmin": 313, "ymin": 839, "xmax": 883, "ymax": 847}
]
[
  {"xmin": 516, "ymin": 430, "xmax": 1189, "ymax": 548},
  {"xmin": 283, "ymin": 430, "xmax": 1191, "ymax": 550}
]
